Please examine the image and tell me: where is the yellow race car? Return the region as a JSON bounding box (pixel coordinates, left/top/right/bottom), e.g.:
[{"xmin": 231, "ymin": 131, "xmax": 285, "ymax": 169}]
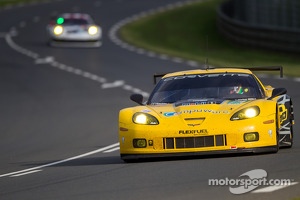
[{"xmin": 119, "ymin": 67, "xmax": 294, "ymax": 162}]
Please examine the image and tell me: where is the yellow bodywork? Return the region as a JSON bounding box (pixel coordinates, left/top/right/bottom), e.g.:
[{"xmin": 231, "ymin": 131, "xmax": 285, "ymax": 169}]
[{"xmin": 119, "ymin": 68, "xmax": 284, "ymax": 160}]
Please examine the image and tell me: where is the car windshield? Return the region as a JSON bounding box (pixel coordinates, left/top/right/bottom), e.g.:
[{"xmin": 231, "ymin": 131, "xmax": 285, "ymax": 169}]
[
  {"xmin": 147, "ymin": 73, "xmax": 265, "ymax": 104},
  {"xmin": 61, "ymin": 18, "xmax": 90, "ymax": 25}
]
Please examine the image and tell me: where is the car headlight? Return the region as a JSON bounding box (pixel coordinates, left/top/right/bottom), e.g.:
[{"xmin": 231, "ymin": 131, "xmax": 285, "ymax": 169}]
[
  {"xmin": 231, "ymin": 106, "xmax": 260, "ymax": 121},
  {"xmin": 53, "ymin": 25, "xmax": 63, "ymax": 35},
  {"xmin": 88, "ymin": 26, "xmax": 98, "ymax": 35},
  {"xmin": 133, "ymin": 112, "xmax": 159, "ymax": 125}
]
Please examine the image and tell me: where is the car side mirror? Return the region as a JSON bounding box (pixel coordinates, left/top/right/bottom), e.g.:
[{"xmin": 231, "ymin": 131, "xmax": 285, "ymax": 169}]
[
  {"xmin": 130, "ymin": 94, "xmax": 144, "ymax": 105},
  {"xmin": 268, "ymin": 88, "xmax": 287, "ymax": 100}
]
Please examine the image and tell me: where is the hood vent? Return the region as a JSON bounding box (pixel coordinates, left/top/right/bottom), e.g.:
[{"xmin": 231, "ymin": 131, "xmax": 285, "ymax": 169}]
[{"xmin": 184, "ymin": 117, "xmax": 205, "ymax": 126}]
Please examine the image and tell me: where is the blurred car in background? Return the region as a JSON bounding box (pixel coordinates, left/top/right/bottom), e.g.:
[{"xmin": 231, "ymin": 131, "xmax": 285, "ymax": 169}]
[{"xmin": 47, "ymin": 13, "xmax": 102, "ymax": 47}]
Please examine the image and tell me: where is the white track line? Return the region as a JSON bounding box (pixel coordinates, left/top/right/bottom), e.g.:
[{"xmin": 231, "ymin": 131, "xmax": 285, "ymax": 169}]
[
  {"xmin": 10, "ymin": 170, "xmax": 43, "ymax": 177},
  {"xmin": 103, "ymin": 147, "xmax": 120, "ymax": 153},
  {"xmin": 108, "ymin": 0, "xmax": 205, "ymax": 69},
  {"xmin": 4, "ymin": 33, "xmax": 150, "ymax": 97},
  {"xmin": 0, "ymin": 143, "xmax": 119, "ymax": 178}
]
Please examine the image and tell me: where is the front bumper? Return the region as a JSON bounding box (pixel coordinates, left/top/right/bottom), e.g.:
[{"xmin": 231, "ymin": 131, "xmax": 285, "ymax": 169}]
[
  {"xmin": 48, "ymin": 40, "xmax": 101, "ymax": 48},
  {"xmin": 50, "ymin": 35, "xmax": 100, "ymax": 41},
  {"xmin": 119, "ymin": 107, "xmax": 279, "ymax": 162},
  {"xmin": 120, "ymin": 145, "xmax": 278, "ymax": 161},
  {"xmin": 119, "ymin": 118, "xmax": 278, "ymax": 160}
]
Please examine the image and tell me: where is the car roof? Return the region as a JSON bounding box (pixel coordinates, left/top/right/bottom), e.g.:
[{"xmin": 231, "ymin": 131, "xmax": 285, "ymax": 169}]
[{"xmin": 162, "ymin": 68, "xmax": 253, "ymax": 79}]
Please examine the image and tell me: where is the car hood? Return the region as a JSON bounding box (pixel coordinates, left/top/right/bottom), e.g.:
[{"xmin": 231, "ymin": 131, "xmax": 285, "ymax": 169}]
[
  {"xmin": 145, "ymin": 99, "xmax": 256, "ymax": 121},
  {"xmin": 62, "ymin": 25, "xmax": 88, "ymax": 30}
]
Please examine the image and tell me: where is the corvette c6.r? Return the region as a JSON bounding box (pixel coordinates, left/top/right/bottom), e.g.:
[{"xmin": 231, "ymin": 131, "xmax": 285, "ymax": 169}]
[{"xmin": 118, "ymin": 67, "xmax": 294, "ymax": 162}]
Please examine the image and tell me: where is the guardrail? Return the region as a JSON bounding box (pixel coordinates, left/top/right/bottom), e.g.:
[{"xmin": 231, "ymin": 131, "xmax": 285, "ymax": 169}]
[{"xmin": 217, "ymin": 0, "xmax": 300, "ymax": 53}]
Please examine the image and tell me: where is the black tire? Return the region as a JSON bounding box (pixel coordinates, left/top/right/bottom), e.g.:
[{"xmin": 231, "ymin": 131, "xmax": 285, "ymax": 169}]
[
  {"xmin": 274, "ymin": 109, "xmax": 279, "ymax": 153},
  {"xmin": 278, "ymin": 99, "xmax": 294, "ymax": 148},
  {"xmin": 286, "ymin": 100, "xmax": 294, "ymax": 148}
]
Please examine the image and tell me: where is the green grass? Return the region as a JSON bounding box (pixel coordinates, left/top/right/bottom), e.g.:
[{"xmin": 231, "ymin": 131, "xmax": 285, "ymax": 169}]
[{"xmin": 120, "ymin": 0, "xmax": 300, "ymax": 77}]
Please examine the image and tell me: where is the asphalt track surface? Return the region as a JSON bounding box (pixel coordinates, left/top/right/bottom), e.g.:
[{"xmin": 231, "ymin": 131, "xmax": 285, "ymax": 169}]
[{"xmin": 0, "ymin": 0, "xmax": 299, "ymax": 199}]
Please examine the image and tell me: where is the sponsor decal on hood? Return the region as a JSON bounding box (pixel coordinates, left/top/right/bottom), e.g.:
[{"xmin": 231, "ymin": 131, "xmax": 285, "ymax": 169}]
[{"xmin": 163, "ymin": 109, "xmax": 230, "ymax": 117}]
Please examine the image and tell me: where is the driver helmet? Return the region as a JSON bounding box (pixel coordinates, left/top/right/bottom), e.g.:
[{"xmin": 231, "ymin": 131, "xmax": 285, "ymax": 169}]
[{"xmin": 230, "ymin": 85, "xmax": 249, "ymax": 94}]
